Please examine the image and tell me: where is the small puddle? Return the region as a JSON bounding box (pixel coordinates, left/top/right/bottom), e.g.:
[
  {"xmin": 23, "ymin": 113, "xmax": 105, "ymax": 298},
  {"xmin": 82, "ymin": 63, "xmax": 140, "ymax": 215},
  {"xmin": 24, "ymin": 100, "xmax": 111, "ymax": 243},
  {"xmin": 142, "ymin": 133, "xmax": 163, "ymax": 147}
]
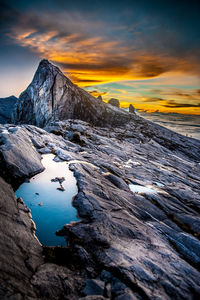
[
  {"xmin": 154, "ymin": 181, "xmax": 164, "ymax": 187},
  {"xmin": 16, "ymin": 154, "xmax": 78, "ymax": 246},
  {"xmin": 69, "ymin": 160, "xmax": 99, "ymax": 169},
  {"xmin": 129, "ymin": 184, "xmax": 157, "ymax": 194}
]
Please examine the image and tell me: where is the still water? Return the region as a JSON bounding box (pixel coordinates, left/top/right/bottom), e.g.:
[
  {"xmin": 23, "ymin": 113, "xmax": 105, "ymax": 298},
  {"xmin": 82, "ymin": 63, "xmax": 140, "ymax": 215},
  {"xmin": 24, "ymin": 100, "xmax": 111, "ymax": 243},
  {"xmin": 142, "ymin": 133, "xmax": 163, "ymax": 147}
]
[
  {"xmin": 129, "ymin": 184, "xmax": 157, "ymax": 194},
  {"xmin": 16, "ymin": 154, "xmax": 78, "ymax": 246}
]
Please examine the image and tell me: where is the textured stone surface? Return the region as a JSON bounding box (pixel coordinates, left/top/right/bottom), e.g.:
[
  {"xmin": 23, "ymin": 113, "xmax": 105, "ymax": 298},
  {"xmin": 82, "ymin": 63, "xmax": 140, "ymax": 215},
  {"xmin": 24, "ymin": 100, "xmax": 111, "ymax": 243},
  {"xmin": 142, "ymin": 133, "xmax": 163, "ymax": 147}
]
[
  {"xmin": 82, "ymin": 279, "xmax": 105, "ymax": 296},
  {"xmin": 12, "ymin": 60, "xmax": 131, "ymax": 127},
  {"xmin": 129, "ymin": 104, "xmax": 135, "ymax": 113},
  {"xmin": 0, "ymin": 119, "xmax": 200, "ymax": 299},
  {"xmin": 0, "ymin": 96, "xmax": 18, "ymax": 124},
  {"xmin": 97, "ymin": 95, "xmax": 103, "ymax": 101},
  {"xmin": 0, "ymin": 176, "xmax": 88, "ymax": 299},
  {"xmin": 0, "ymin": 177, "xmax": 43, "ymax": 299},
  {"xmin": 0, "ymin": 125, "xmax": 44, "ymax": 188},
  {"xmin": 108, "ymin": 98, "xmax": 120, "ymax": 108}
]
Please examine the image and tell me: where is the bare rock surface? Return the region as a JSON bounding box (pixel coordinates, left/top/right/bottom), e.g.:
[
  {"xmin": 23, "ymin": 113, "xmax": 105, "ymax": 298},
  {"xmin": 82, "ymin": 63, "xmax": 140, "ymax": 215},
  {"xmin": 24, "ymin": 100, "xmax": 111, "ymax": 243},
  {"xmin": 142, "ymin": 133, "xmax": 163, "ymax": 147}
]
[
  {"xmin": 12, "ymin": 60, "xmax": 131, "ymax": 127},
  {"xmin": 0, "ymin": 96, "xmax": 18, "ymax": 124},
  {"xmin": 0, "ymin": 118, "xmax": 200, "ymax": 299},
  {"xmin": 129, "ymin": 104, "xmax": 135, "ymax": 114},
  {"xmin": 0, "ymin": 176, "xmax": 43, "ymax": 299},
  {"xmin": 0, "ymin": 125, "xmax": 44, "ymax": 188},
  {"xmin": 97, "ymin": 95, "xmax": 103, "ymax": 102},
  {"xmin": 108, "ymin": 98, "xmax": 120, "ymax": 108}
]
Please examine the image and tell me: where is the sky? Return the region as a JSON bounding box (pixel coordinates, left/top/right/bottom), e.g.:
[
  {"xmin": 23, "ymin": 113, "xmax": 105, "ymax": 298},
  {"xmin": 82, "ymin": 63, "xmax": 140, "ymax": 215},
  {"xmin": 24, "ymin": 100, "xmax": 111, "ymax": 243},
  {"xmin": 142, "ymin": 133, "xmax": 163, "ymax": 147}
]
[{"xmin": 0, "ymin": 0, "xmax": 200, "ymax": 114}]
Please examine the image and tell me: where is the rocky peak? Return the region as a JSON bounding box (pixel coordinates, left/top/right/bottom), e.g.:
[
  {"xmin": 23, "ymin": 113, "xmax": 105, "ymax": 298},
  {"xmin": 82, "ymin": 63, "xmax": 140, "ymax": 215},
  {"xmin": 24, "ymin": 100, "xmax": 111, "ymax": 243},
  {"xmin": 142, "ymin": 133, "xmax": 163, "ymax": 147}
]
[
  {"xmin": 129, "ymin": 104, "xmax": 135, "ymax": 114},
  {"xmin": 12, "ymin": 60, "xmax": 132, "ymax": 128},
  {"xmin": 108, "ymin": 98, "xmax": 120, "ymax": 108},
  {"xmin": 97, "ymin": 95, "xmax": 103, "ymax": 101},
  {"xmin": 33, "ymin": 59, "xmax": 73, "ymax": 88}
]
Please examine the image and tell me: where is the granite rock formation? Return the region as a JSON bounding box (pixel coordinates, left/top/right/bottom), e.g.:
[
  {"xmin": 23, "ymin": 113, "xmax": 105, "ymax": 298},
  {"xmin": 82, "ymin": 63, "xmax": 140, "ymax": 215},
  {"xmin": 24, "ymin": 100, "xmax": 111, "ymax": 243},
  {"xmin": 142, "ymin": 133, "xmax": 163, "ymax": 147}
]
[
  {"xmin": 0, "ymin": 96, "xmax": 18, "ymax": 124},
  {"xmin": 12, "ymin": 60, "xmax": 130, "ymax": 127},
  {"xmin": 129, "ymin": 104, "xmax": 135, "ymax": 114},
  {"xmin": 97, "ymin": 95, "xmax": 103, "ymax": 101},
  {"xmin": 0, "ymin": 126, "xmax": 44, "ymax": 189},
  {"xmin": 108, "ymin": 98, "xmax": 120, "ymax": 108},
  {"xmin": 0, "ymin": 117, "xmax": 200, "ymax": 299}
]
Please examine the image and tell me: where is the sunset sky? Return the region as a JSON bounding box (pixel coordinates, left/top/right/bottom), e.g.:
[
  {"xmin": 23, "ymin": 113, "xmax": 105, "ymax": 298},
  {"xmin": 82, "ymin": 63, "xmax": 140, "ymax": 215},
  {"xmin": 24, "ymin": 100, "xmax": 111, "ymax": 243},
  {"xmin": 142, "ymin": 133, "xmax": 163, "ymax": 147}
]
[{"xmin": 0, "ymin": 0, "xmax": 200, "ymax": 114}]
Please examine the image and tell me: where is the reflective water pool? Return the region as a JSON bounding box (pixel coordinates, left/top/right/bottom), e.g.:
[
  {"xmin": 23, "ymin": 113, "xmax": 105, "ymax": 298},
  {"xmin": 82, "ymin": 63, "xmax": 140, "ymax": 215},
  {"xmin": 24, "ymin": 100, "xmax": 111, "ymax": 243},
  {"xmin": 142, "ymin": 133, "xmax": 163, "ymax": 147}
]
[
  {"xmin": 129, "ymin": 184, "xmax": 157, "ymax": 194},
  {"xmin": 16, "ymin": 154, "xmax": 78, "ymax": 246}
]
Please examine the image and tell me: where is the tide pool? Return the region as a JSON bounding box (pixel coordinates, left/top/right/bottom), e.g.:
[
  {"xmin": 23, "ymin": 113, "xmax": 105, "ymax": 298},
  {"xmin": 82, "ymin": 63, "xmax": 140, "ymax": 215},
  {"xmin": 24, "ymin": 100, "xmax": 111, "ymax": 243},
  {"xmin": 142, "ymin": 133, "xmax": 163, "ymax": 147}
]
[
  {"xmin": 129, "ymin": 184, "xmax": 157, "ymax": 194},
  {"xmin": 16, "ymin": 154, "xmax": 78, "ymax": 246}
]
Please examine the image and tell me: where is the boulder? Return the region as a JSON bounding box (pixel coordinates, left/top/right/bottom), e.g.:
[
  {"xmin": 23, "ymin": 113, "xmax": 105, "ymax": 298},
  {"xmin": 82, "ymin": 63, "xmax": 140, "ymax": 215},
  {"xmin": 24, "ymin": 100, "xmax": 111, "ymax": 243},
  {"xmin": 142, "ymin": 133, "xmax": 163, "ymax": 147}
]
[
  {"xmin": 129, "ymin": 104, "xmax": 135, "ymax": 114},
  {"xmin": 82, "ymin": 279, "xmax": 105, "ymax": 296},
  {"xmin": 0, "ymin": 176, "xmax": 43, "ymax": 298},
  {"xmin": 97, "ymin": 95, "xmax": 103, "ymax": 101},
  {"xmin": 0, "ymin": 125, "xmax": 44, "ymax": 187},
  {"xmin": 108, "ymin": 98, "xmax": 120, "ymax": 108}
]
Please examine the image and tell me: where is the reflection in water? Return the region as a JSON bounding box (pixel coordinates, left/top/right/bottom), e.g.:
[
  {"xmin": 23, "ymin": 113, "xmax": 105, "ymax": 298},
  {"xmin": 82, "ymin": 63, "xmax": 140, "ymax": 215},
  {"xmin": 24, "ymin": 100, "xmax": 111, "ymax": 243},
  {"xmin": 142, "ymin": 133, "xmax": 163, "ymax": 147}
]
[
  {"xmin": 129, "ymin": 184, "xmax": 157, "ymax": 194},
  {"xmin": 16, "ymin": 154, "xmax": 78, "ymax": 246}
]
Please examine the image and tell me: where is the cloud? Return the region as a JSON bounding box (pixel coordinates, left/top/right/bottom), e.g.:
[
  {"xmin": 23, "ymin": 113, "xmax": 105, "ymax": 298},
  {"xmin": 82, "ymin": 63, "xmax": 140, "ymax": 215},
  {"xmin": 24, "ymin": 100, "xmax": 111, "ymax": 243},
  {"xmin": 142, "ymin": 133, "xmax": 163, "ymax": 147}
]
[
  {"xmin": 143, "ymin": 97, "xmax": 164, "ymax": 102},
  {"xmin": 1, "ymin": 0, "xmax": 200, "ymax": 115},
  {"xmin": 88, "ymin": 90, "xmax": 108, "ymax": 97},
  {"xmin": 152, "ymin": 88, "xmax": 200, "ymax": 101},
  {"xmin": 1, "ymin": 6, "xmax": 199, "ymax": 86},
  {"xmin": 161, "ymin": 100, "xmax": 200, "ymax": 108}
]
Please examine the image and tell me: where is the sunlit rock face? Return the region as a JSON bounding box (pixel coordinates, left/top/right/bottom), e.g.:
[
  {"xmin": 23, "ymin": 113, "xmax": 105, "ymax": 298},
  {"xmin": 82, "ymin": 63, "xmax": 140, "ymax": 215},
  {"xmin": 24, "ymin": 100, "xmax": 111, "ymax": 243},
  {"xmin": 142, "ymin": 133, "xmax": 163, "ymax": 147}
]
[{"xmin": 12, "ymin": 59, "xmax": 131, "ymax": 127}]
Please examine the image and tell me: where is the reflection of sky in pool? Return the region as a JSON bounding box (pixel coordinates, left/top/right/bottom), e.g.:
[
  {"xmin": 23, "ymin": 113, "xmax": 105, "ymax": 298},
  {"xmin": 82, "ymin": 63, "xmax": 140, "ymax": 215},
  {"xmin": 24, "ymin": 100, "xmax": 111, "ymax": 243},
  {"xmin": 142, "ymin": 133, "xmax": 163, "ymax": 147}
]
[
  {"xmin": 129, "ymin": 184, "xmax": 157, "ymax": 194},
  {"xmin": 16, "ymin": 154, "xmax": 78, "ymax": 246}
]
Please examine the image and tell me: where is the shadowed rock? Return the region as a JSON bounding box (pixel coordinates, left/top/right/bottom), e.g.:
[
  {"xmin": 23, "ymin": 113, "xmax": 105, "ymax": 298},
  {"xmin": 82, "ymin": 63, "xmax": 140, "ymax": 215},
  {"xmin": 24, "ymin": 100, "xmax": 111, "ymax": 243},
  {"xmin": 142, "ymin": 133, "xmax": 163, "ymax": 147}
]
[
  {"xmin": 129, "ymin": 104, "xmax": 135, "ymax": 114},
  {"xmin": 0, "ymin": 177, "xmax": 43, "ymax": 298},
  {"xmin": 0, "ymin": 96, "xmax": 18, "ymax": 124},
  {"xmin": 0, "ymin": 125, "xmax": 44, "ymax": 188},
  {"xmin": 97, "ymin": 95, "xmax": 103, "ymax": 101},
  {"xmin": 108, "ymin": 98, "xmax": 120, "ymax": 108}
]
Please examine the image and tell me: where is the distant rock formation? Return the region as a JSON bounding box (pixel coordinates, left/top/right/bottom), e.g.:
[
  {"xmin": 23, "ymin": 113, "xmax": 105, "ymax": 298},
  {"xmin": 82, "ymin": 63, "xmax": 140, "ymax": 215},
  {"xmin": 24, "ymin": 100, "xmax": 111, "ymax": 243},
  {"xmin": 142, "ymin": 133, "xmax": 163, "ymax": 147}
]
[
  {"xmin": 97, "ymin": 95, "xmax": 103, "ymax": 101},
  {"xmin": 12, "ymin": 60, "xmax": 131, "ymax": 127},
  {"xmin": 0, "ymin": 96, "xmax": 18, "ymax": 124},
  {"xmin": 108, "ymin": 98, "xmax": 120, "ymax": 108},
  {"xmin": 129, "ymin": 104, "xmax": 135, "ymax": 114}
]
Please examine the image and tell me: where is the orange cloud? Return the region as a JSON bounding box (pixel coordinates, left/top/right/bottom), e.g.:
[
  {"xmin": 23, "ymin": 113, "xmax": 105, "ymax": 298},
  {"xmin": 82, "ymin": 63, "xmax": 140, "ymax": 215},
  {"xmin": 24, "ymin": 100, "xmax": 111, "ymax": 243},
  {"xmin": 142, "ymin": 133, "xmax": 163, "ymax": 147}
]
[
  {"xmin": 88, "ymin": 90, "xmax": 108, "ymax": 97},
  {"xmin": 119, "ymin": 102, "xmax": 200, "ymax": 115},
  {"xmin": 8, "ymin": 24, "xmax": 200, "ymax": 88},
  {"xmin": 7, "ymin": 14, "xmax": 200, "ymax": 114}
]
